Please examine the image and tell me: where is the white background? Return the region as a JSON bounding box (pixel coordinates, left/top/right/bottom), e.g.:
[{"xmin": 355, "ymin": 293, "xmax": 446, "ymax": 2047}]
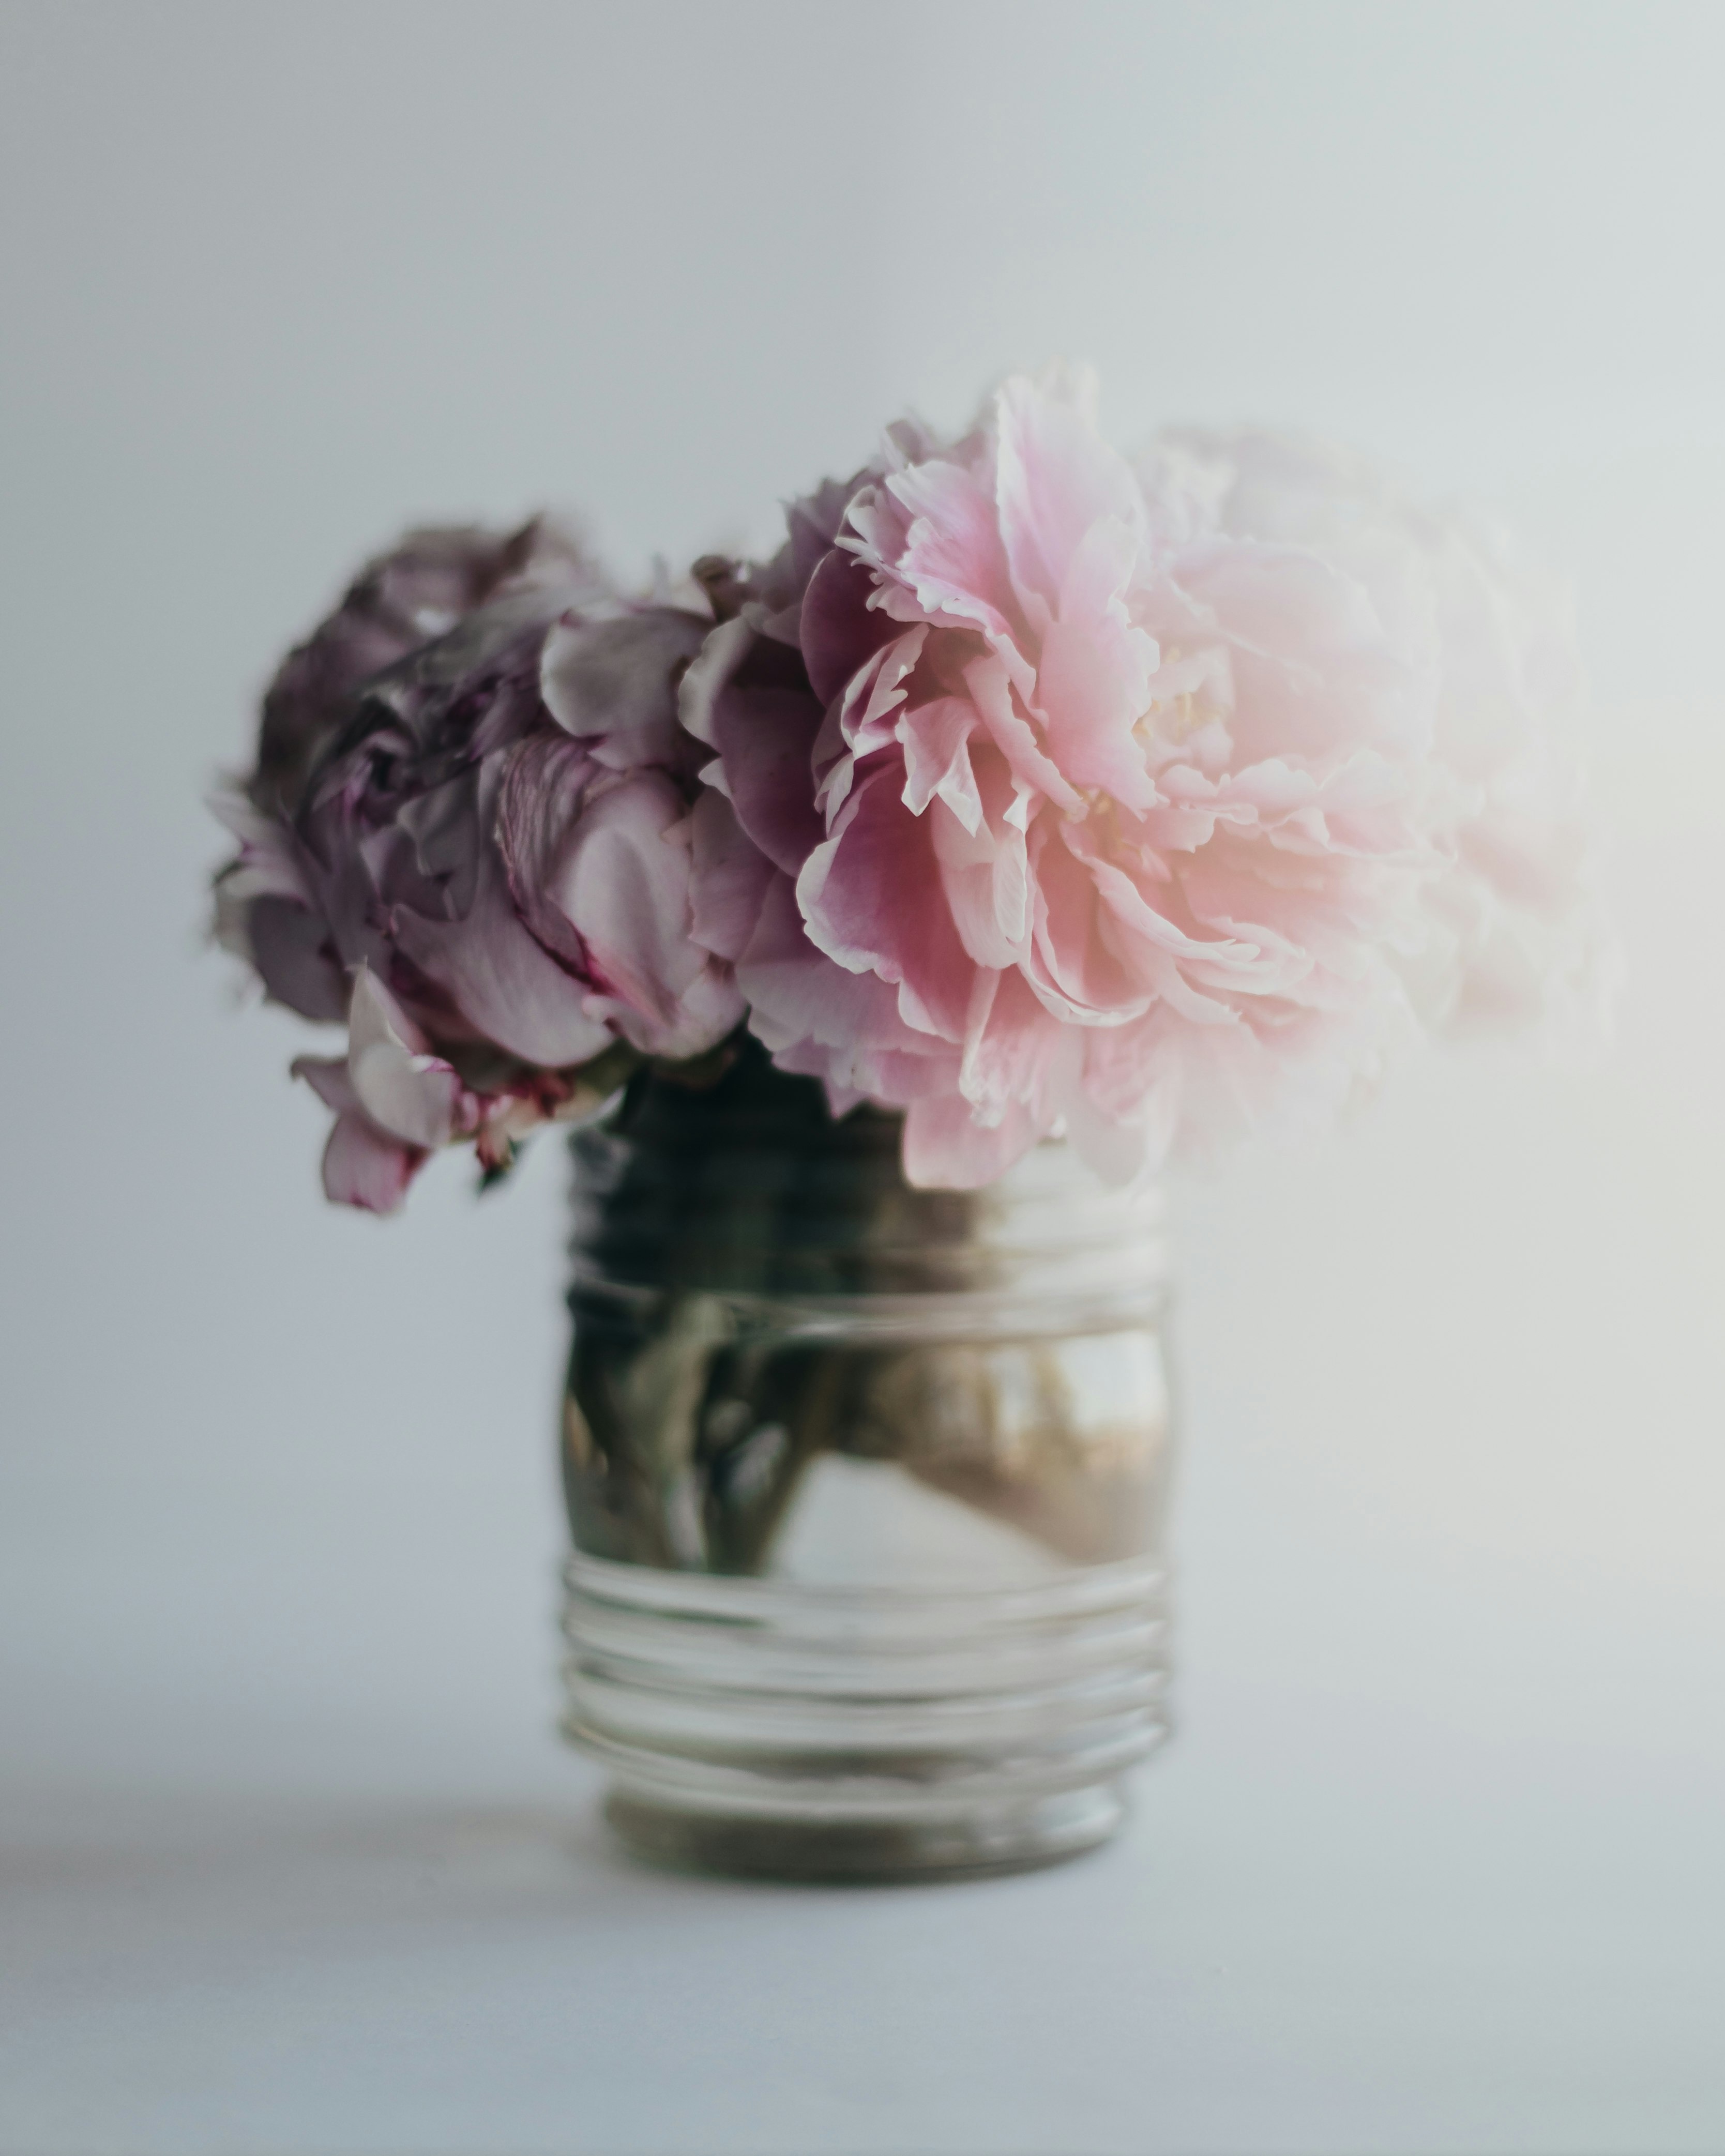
[{"xmin": 3, "ymin": 5, "xmax": 1723, "ymax": 2150}]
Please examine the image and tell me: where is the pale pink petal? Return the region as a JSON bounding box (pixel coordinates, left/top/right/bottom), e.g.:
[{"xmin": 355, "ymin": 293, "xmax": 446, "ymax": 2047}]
[
  {"xmin": 901, "ymin": 1094, "xmax": 1043, "ymax": 1190},
  {"xmin": 345, "ymin": 965, "xmax": 468, "ymax": 1148},
  {"xmin": 927, "ymin": 753, "xmax": 1030, "ymax": 971},
  {"xmin": 321, "ymin": 1111, "xmax": 426, "ymax": 1214},
  {"xmin": 797, "ymin": 768, "xmax": 974, "ymax": 1041},
  {"xmin": 1032, "ymin": 518, "xmax": 1160, "ymax": 812},
  {"xmin": 958, "ymin": 965, "xmax": 1066, "ymax": 1122},
  {"xmin": 898, "ymin": 698, "xmax": 982, "ymax": 830},
  {"xmin": 961, "ymin": 651, "xmax": 1083, "ymax": 812},
  {"xmin": 848, "ymin": 457, "xmax": 1023, "ymax": 647},
  {"xmin": 992, "ymin": 370, "xmax": 1142, "ymax": 628}
]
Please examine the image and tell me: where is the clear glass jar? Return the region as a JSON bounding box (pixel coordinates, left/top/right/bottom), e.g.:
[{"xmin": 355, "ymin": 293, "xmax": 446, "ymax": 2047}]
[{"xmin": 558, "ymin": 1043, "xmax": 1174, "ymax": 1880}]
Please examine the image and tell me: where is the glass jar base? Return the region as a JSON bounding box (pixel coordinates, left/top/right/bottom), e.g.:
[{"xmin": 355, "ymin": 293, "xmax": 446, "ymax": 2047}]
[
  {"xmin": 602, "ymin": 1783, "xmax": 1127, "ymax": 1882},
  {"xmin": 562, "ymin": 1550, "xmax": 1169, "ymax": 1883}
]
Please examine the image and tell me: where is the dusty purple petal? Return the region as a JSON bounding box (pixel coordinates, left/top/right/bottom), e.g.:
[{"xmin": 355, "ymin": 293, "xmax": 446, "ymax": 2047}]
[
  {"xmin": 501, "ymin": 737, "xmax": 742, "ymax": 1060},
  {"xmin": 540, "ymin": 608, "xmax": 710, "ymax": 769},
  {"xmin": 392, "ymin": 841, "xmax": 615, "ymax": 1067},
  {"xmin": 246, "ymin": 897, "xmax": 347, "ymax": 1023},
  {"xmin": 710, "ymin": 681, "xmax": 826, "ymax": 877},
  {"xmin": 688, "ymin": 791, "xmax": 777, "ymax": 965},
  {"xmin": 799, "ymin": 546, "xmax": 896, "ymax": 706},
  {"xmin": 253, "ymin": 518, "xmax": 597, "ymax": 816}
]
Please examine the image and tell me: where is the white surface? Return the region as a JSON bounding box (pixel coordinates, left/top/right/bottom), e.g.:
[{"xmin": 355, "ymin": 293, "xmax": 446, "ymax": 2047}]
[
  {"xmin": 4, "ymin": 4, "xmax": 1725, "ymax": 2150},
  {"xmin": 5, "ymin": 1425, "xmax": 1722, "ymax": 2156}
]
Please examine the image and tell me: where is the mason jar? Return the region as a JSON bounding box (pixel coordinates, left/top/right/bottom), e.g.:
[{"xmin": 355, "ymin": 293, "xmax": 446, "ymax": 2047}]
[{"xmin": 558, "ymin": 1042, "xmax": 1174, "ymax": 1880}]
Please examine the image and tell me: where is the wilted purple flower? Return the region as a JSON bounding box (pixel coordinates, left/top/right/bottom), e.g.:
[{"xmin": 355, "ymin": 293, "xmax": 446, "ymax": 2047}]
[
  {"xmin": 215, "ymin": 523, "xmax": 741, "ymax": 1210},
  {"xmin": 250, "ymin": 519, "xmax": 593, "ymax": 817}
]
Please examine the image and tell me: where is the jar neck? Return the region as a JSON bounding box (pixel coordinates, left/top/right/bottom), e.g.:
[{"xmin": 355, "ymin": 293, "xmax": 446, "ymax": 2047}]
[{"xmin": 569, "ymin": 1039, "xmax": 1167, "ymax": 1323}]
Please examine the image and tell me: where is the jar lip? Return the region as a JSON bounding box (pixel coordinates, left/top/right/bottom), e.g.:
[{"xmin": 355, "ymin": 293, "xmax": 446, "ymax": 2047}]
[
  {"xmin": 567, "ymin": 1049, "xmax": 1167, "ymax": 1306},
  {"xmin": 570, "ymin": 1115, "xmax": 1166, "ymax": 1203}
]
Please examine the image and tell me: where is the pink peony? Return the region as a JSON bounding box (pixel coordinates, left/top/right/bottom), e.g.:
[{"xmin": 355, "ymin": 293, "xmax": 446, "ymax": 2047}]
[
  {"xmin": 215, "ymin": 524, "xmax": 740, "ymax": 1210},
  {"xmin": 688, "ymin": 368, "xmax": 1604, "ymax": 1187}
]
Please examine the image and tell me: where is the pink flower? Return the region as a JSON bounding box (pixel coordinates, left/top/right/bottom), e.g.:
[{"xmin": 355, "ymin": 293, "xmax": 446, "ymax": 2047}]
[
  {"xmin": 215, "ymin": 524, "xmax": 739, "ymax": 1210},
  {"xmin": 690, "ymin": 369, "xmax": 1603, "ymax": 1187},
  {"xmin": 1147, "ymin": 429, "xmax": 1610, "ymax": 1045},
  {"xmin": 689, "ymin": 372, "xmax": 1417, "ymax": 1183}
]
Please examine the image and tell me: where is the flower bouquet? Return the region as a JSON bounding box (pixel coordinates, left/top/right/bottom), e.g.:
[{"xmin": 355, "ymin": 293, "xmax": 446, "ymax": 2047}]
[{"xmin": 215, "ymin": 368, "xmax": 1605, "ymax": 1877}]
